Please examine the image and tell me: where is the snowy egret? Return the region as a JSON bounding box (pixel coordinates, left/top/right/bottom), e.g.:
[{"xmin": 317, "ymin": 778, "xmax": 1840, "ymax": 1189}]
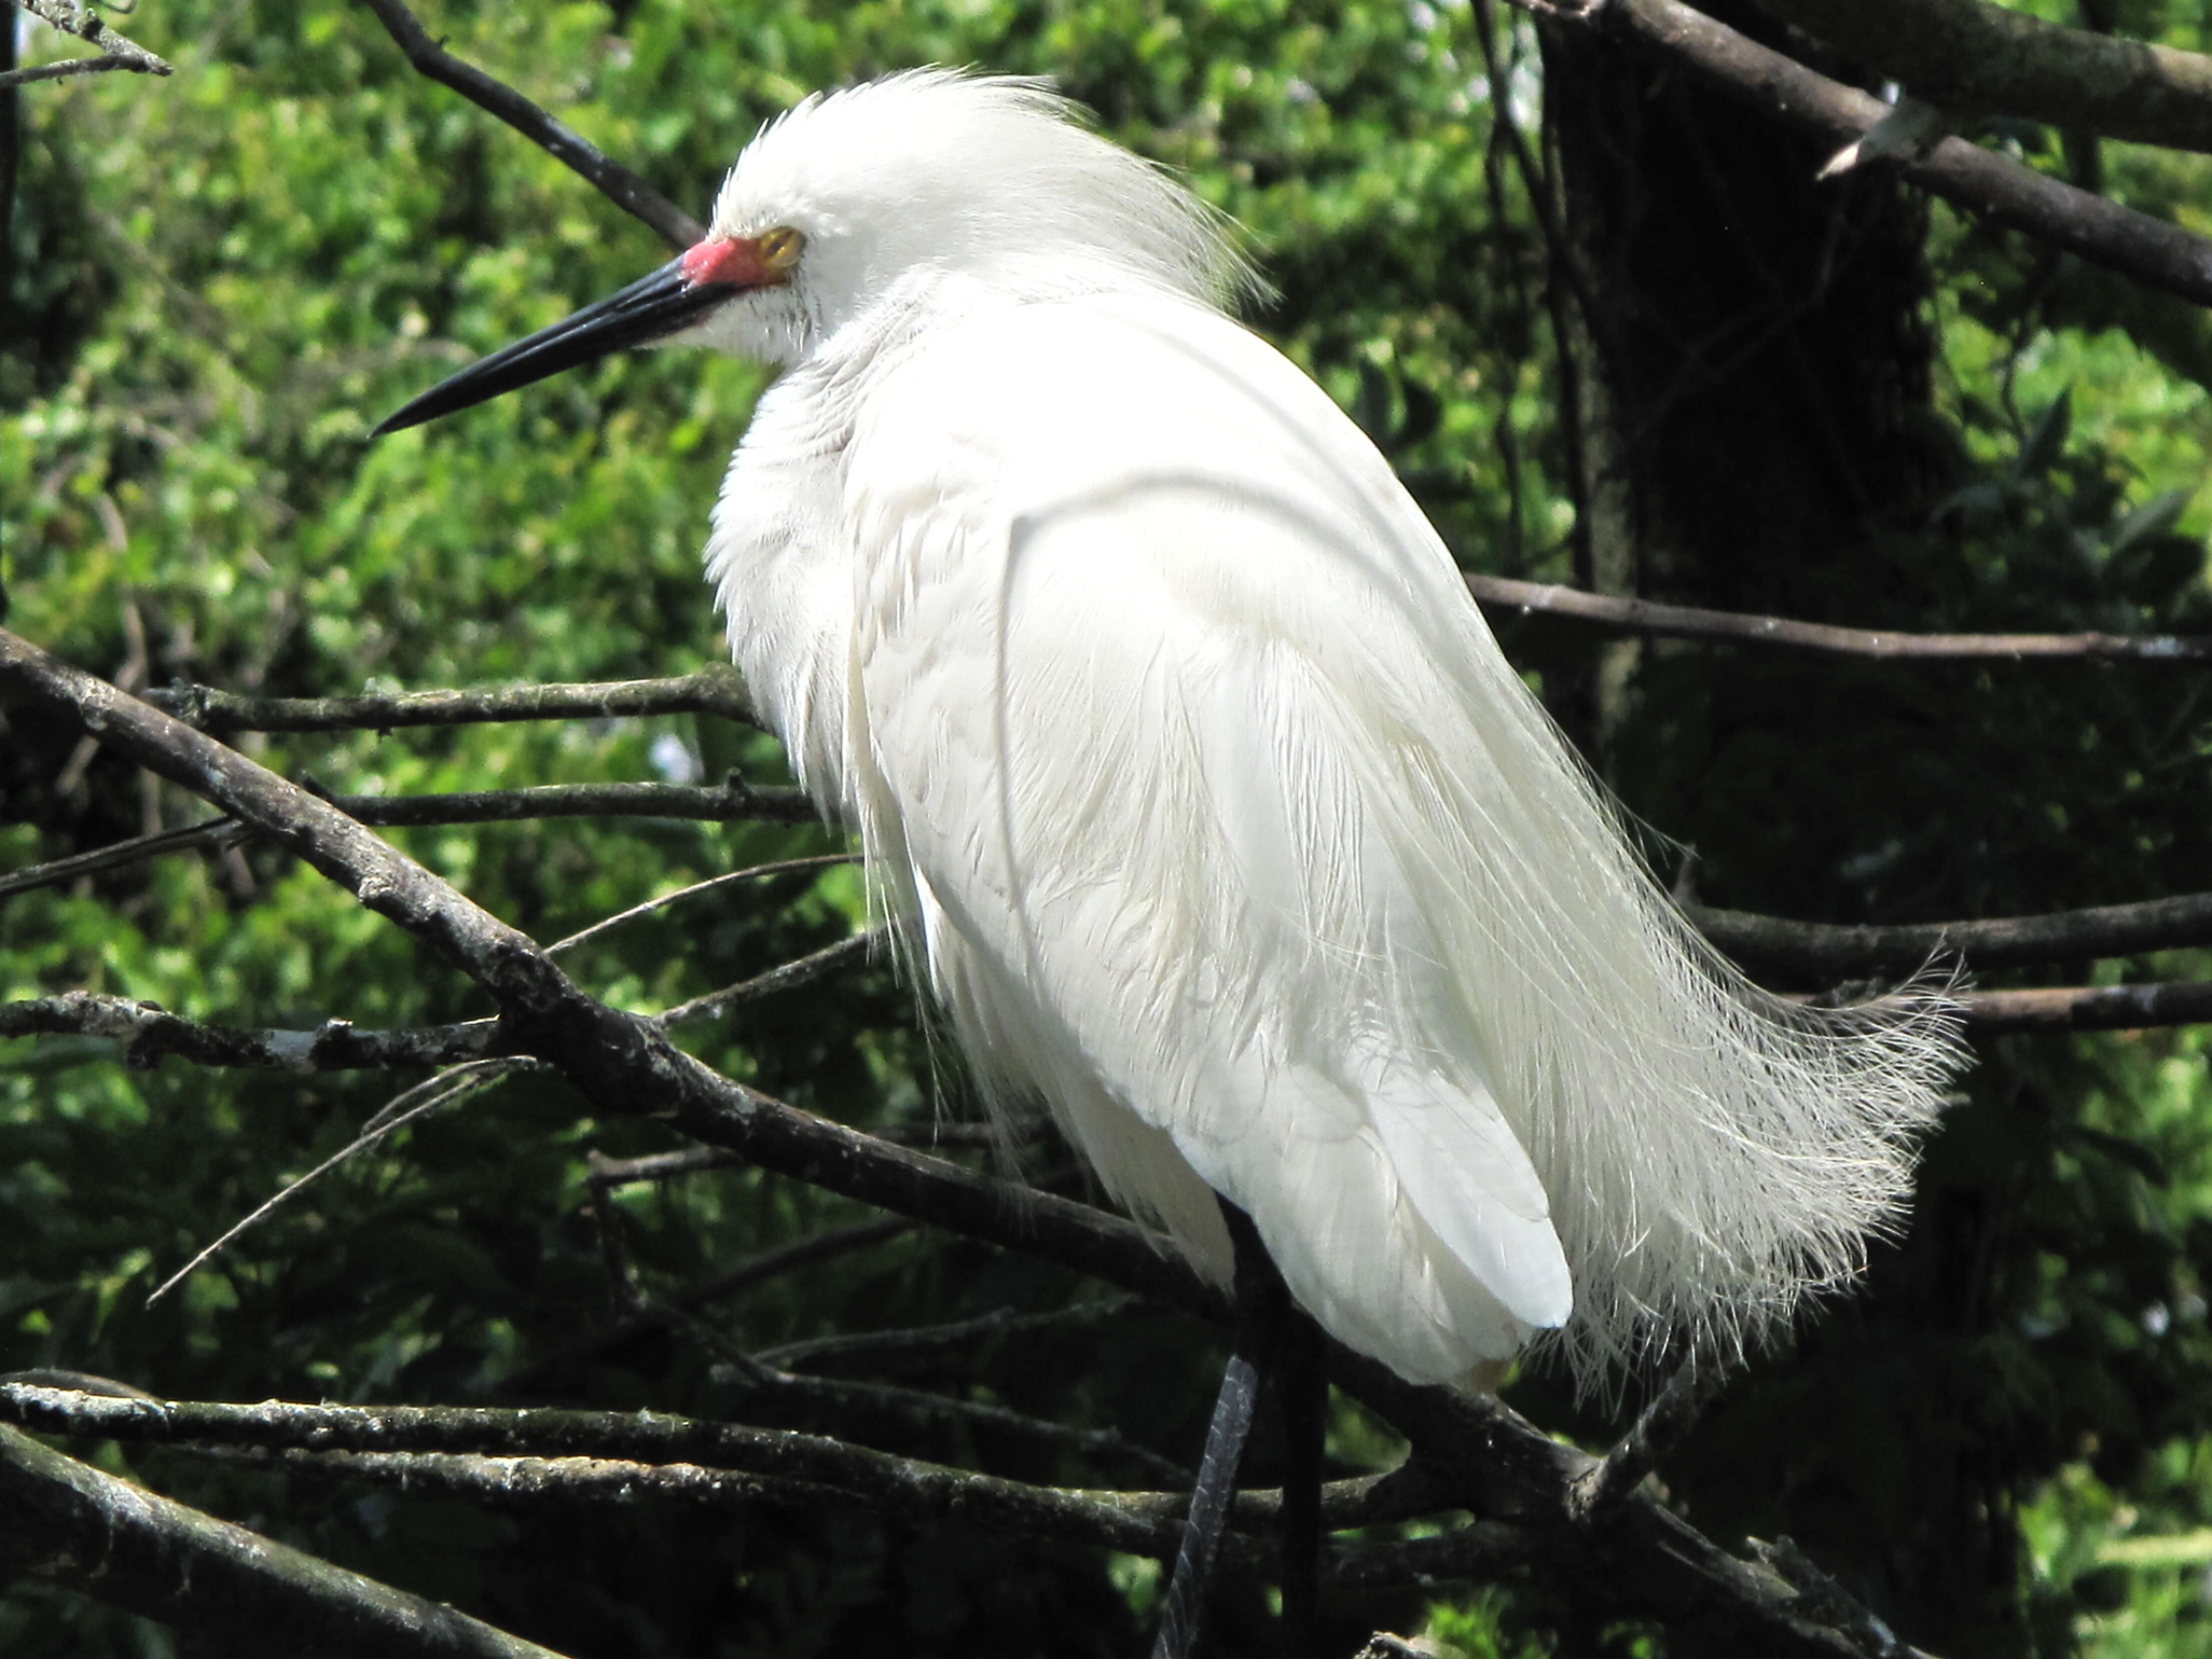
[{"xmin": 378, "ymin": 69, "xmax": 1960, "ymax": 1652}]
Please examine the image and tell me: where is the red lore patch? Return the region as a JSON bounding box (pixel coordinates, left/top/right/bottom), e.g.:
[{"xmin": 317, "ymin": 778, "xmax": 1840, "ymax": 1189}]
[{"xmin": 682, "ymin": 236, "xmax": 772, "ymax": 289}]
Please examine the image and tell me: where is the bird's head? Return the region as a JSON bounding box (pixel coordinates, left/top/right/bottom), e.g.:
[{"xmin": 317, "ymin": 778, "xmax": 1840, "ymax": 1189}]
[{"xmin": 373, "ymin": 69, "xmax": 1251, "ymax": 436}]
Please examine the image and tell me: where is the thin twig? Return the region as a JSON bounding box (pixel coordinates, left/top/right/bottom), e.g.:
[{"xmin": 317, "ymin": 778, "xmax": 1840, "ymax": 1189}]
[
  {"xmin": 0, "ymin": 817, "xmax": 246, "ymax": 902},
  {"xmin": 583, "ymin": 1146, "xmax": 740, "ymax": 1186},
  {"xmin": 0, "ymin": 54, "xmax": 137, "ymax": 89},
  {"xmin": 713, "ymin": 1361, "xmax": 1196, "ymax": 1488},
  {"xmin": 353, "ymin": 0, "xmax": 700, "ymax": 248},
  {"xmin": 0, "ymin": 778, "xmax": 820, "ymax": 910},
  {"xmin": 657, "ymin": 930, "xmax": 881, "ymax": 1028},
  {"xmin": 754, "ymin": 1295, "xmax": 1140, "ymax": 1374},
  {"xmin": 1469, "ymin": 572, "xmax": 2212, "ymax": 663},
  {"xmin": 144, "ymin": 1060, "xmax": 526, "ymax": 1307},
  {"xmin": 547, "ymin": 855, "xmax": 859, "ymax": 957}
]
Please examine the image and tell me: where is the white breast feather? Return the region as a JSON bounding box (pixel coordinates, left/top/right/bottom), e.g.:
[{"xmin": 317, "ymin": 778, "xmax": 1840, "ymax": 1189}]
[{"xmin": 746, "ymin": 289, "xmax": 1960, "ymax": 1388}]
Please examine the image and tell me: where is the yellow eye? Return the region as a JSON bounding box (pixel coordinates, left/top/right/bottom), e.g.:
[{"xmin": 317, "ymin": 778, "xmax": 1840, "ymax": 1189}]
[{"xmin": 758, "ymin": 226, "xmax": 804, "ymax": 271}]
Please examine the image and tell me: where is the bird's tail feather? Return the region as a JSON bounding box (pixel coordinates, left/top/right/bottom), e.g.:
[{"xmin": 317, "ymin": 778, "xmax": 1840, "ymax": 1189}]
[{"xmin": 1389, "ymin": 634, "xmax": 1966, "ymax": 1390}]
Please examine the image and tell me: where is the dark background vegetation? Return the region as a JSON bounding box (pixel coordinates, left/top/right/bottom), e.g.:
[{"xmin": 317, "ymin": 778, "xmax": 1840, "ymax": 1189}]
[{"xmin": 6, "ymin": 0, "xmax": 2212, "ymax": 1654}]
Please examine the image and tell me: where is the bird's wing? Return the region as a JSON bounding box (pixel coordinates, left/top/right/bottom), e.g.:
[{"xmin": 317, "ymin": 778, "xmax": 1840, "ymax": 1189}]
[{"xmin": 841, "ymin": 292, "xmax": 1573, "ymax": 1381}]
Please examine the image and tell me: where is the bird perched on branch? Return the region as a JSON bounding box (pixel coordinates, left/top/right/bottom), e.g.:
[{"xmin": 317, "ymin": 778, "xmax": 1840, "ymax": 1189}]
[{"xmin": 378, "ymin": 67, "xmax": 1961, "ymax": 1651}]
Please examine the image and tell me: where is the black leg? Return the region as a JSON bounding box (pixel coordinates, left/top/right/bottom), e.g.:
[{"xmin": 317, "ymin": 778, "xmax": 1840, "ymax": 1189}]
[
  {"xmin": 1153, "ymin": 1201, "xmax": 1300, "ymax": 1659},
  {"xmin": 1152, "ymin": 1345, "xmax": 1264, "ymax": 1659}
]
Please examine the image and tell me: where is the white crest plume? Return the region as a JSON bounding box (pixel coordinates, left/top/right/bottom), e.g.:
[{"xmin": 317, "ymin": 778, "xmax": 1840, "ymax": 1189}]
[
  {"xmin": 696, "ymin": 70, "xmax": 1256, "ymax": 365},
  {"xmin": 689, "ymin": 69, "xmax": 1964, "ymax": 1391}
]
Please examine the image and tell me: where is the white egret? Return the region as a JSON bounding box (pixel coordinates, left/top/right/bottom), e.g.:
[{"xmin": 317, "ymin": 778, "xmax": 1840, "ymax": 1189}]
[{"xmin": 377, "ymin": 69, "xmax": 1961, "ymax": 1652}]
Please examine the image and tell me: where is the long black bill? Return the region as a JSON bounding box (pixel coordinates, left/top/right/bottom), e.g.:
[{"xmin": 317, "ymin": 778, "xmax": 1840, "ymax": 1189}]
[{"xmin": 372, "ymin": 257, "xmax": 734, "ymax": 437}]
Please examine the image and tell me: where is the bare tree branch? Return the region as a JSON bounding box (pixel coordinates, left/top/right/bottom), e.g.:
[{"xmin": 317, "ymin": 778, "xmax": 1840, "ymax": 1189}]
[
  {"xmin": 0, "ymin": 624, "xmax": 1955, "ymax": 1657},
  {"xmin": 0, "ymin": 1385, "xmax": 1561, "ymax": 1590},
  {"xmin": 146, "ymin": 1059, "xmax": 528, "ymax": 1308},
  {"xmin": 548, "ymin": 855, "xmax": 860, "ymax": 957},
  {"xmin": 713, "ymin": 1362, "xmax": 1196, "ymax": 1488},
  {"xmin": 1695, "ymin": 889, "xmax": 2212, "ymax": 978},
  {"xmin": 335, "ymin": 777, "xmax": 817, "ymax": 828},
  {"xmin": 0, "ymin": 817, "xmax": 249, "ymax": 901},
  {"xmin": 0, "ymin": 990, "xmax": 499, "ymax": 1070},
  {"xmin": 0, "ymin": 1381, "xmax": 1905, "ymax": 1622},
  {"xmin": 147, "ymin": 665, "xmax": 762, "ymax": 735},
  {"xmin": 0, "ymin": 53, "xmax": 138, "ymax": 89},
  {"xmin": 0, "ymin": 1421, "xmax": 568, "ymax": 1659},
  {"xmin": 1954, "ymin": 980, "xmax": 2212, "ymax": 1035},
  {"xmin": 1748, "ymin": 0, "xmax": 2212, "ymax": 156},
  {"xmin": 1517, "ymin": 0, "xmax": 2212, "ymax": 311},
  {"xmin": 9, "ymin": 0, "xmax": 170, "ymax": 80},
  {"xmin": 0, "ymin": 1387, "xmax": 1224, "ymax": 1561},
  {"xmin": 657, "ymin": 930, "xmax": 879, "ymax": 1027},
  {"xmin": 353, "ymin": 0, "xmax": 701, "ymax": 248},
  {"xmin": 1469, "ymin": 572, "xmax": 2212, "ymax": 663},
  {"xmin": 0, "ymin": 781, "xmax": 819, "ymax": 908},
  {"xmin": 0, "ymin": 916, "xmax": 874, "ymax": 1071},
  {"xmin": 1569, "ymin": 1360, "xmax": 1730, "ymax": 1519}
]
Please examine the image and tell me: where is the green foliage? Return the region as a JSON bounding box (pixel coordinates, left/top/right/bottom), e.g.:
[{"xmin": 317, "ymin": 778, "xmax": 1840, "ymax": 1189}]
[{"xmin": 7, "ymin": 0, "xmax": 2212, "ymax": 1654}]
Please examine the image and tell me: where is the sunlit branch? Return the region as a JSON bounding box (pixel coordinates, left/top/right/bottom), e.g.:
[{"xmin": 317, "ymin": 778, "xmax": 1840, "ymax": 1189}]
[{"xmin": 0, "ymin": 53, "xmax": 140, "ymax": 89}]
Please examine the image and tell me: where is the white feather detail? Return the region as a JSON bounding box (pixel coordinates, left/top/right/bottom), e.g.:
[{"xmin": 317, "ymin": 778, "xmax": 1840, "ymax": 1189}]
[{"xmin": 701, "ymin": 71, "xmax": 1963, "ymax": 1390}]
